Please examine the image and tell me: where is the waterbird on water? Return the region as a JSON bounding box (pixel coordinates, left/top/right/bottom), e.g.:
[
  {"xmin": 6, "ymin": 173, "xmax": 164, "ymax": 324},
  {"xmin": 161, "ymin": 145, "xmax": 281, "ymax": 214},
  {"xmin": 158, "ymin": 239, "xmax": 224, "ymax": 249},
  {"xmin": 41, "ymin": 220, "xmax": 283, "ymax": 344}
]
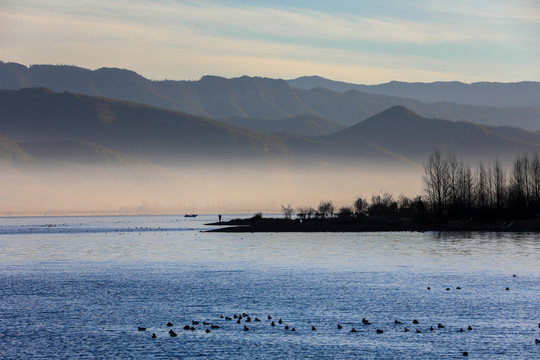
[
  {"xmin": 312, "ymin": 326, "xmax": 316, "ymax": 331},
  {"xmin": 271, "ymin": 321, "xmax": 275, "ymax": 326},
  {"xmin": 166, "ymin": 322, "xmax": 174, "ymax": 327},
  {"xmin": 394, "ymin": 320, "xmax": 402, "ymax": 324},
  {"xmin": 169, "ymin": 329, "xmax": 177, "ymax": 337},
  {"xmin": 404, "ymin": 327, "xmax": 409, "ymax": 332},
  {"xmin": 152, "ymin": 333, "xmax": 156, "ymax": 338},
  {"xmin": 412, "ymin": 319, "xmax": 419, "ymax": 324},
  {"xmin": 463, "ymin": 352, "xmax": 469, "ymax": 356},
  {"xmin": 337, "ymin": 324, "xmax": 342, "ymax": 329},
  {"xmin": 184, "ymin": 325, "xmax": 190, "ymax": 330},
  {"xmin": 350, "ymin": 328, "xmax": 358, "ymax": 333},
  {"xmin": 138, "ymin": 327, "xmax": 146, "ymax": 331},
  {"xmin": 376, "ymin": 329, "xmax": 384, "ymax": 334}
]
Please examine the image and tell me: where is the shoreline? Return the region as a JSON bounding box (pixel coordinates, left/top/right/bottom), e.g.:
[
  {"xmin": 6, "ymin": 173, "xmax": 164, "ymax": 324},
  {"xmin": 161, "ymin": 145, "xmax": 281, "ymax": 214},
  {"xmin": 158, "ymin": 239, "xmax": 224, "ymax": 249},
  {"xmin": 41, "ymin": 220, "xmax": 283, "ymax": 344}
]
[{"xmin": 206, "ymin": 217, "xmax": 540, "ymax": 233}]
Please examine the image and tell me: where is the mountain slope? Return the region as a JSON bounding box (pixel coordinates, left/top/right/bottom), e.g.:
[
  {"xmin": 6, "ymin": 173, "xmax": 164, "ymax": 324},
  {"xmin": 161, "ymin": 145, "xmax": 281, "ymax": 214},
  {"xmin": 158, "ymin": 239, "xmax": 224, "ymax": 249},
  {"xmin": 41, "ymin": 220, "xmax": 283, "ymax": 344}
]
[
  {"xmin": 2, "ymin": 61, "xmax": 539, "ymax": 130},
  {"xmin": 322, "ymin": 106, "xmax": 540, "ymax": 162},
  {"xmin": 0, "ymin": 88, "xmax": 290, "ymax": 163},
  {"xmin": 221, "ymin": 114, "xmax": 345, "ymax": 136}
]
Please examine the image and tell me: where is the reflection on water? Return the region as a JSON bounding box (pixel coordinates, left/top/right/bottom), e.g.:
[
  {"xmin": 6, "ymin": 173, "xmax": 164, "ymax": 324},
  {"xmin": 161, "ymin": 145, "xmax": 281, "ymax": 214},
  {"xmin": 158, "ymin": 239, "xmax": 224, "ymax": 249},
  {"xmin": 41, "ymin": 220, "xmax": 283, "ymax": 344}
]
[{"xmin": 0, "ymin": 215, "xmax": 539, "ymax": 359}]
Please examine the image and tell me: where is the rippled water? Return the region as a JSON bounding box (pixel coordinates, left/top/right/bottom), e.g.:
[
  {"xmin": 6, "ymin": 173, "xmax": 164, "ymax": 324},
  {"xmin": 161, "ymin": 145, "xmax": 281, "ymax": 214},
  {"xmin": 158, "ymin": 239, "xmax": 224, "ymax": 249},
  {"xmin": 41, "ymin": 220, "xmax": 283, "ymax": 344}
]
[{"xmin": 0, "ymin": 215, "xmax": 539, "ymax": 359}]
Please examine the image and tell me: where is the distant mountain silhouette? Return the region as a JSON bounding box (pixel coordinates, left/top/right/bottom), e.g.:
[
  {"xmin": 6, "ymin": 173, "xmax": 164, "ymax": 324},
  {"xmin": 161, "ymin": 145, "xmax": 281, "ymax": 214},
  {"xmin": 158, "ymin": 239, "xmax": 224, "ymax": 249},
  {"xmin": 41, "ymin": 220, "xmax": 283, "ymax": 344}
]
[
  {"xmin": 221, "ymin": 114, "xmax": 345, "ymax": 136},
  {"xmin": 322, "ymin": 105, "xmax": 540, "ymax": 161},
  {"xmin": 2, "ymin": 61, "xmax": 540, "ymax": 130},
  {"xmin": 288, "ymin": 76, "xmax": 540, "ymax": 109}
]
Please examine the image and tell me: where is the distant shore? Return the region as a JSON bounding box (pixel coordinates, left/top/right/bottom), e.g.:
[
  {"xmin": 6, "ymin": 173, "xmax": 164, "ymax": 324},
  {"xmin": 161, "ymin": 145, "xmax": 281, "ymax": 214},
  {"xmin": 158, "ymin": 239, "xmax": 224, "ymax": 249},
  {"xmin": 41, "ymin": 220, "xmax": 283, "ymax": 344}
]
[{"xmin": 206, "ymin": 216, "xmax": 540, "ymax": 233}]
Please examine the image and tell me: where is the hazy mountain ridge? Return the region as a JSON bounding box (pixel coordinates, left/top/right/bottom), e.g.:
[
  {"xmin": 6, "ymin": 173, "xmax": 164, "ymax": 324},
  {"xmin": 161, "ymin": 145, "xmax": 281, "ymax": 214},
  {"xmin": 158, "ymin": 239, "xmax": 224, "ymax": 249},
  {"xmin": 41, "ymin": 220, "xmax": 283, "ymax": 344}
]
[
  {"xmin": 0, "ymin": 88, "xmax": 291, "ymax": 163},
  {"xmin": 288, "ymin": 75, "xmax": 540, "ymax": 109},
  {"xmin": 1, "ymin": 88, "xmax": 540, "ymax": 167},
  {"xmin": 2, "ymin": 61, "xmax": 539, "ymax": 130},
  {"xmin": 321, "ymin": 105, "xmax": 540, "ymax": 162}
]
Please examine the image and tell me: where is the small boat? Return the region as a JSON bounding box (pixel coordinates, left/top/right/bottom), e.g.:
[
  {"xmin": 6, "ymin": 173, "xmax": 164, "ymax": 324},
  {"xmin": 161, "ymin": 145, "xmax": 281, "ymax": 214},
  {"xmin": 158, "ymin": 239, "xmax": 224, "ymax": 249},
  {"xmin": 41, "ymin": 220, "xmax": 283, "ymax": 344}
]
[{"xmin": 184, "ymin": 214, "xmax": 198, "ymax": 218}]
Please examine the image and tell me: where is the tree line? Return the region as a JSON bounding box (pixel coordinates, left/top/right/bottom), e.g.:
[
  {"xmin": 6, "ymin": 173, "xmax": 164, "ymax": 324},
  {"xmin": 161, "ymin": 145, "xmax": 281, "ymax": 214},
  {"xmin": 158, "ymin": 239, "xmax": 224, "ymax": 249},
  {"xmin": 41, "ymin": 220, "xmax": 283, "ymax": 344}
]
[{"xmin": 281, "ymin": 149, "xmax": 540, "ymax": 222}]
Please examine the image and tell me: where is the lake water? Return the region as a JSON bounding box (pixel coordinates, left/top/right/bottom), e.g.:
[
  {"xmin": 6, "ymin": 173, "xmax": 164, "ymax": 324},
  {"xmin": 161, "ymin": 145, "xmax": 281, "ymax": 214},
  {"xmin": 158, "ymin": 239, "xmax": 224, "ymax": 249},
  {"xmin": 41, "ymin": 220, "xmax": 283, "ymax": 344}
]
[{"xmin": 0, "ymin": 215, "xmax": 539, "ymax": 359}]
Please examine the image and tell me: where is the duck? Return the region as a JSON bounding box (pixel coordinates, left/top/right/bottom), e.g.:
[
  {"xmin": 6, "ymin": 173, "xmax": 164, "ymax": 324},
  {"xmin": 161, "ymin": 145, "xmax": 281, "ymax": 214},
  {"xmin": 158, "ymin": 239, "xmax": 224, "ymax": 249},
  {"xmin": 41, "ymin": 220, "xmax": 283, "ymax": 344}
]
[
  {"xmin": 166, "ymin": 322, "xmax": 174, "ymax": 327},
  {"xmin": 152, "ymin": 333, "xmax": 156, "ymax": 338},
  {"xmin": 192, "ymin": 321, "xmax": 199, "ymax": 325},
  {"xmin": 467, "ymin": 326, "xmax": 472, "ymax": 331},
  {"xmin": 506, "ymin": 287, "xmax": 510, "ymax": 291},
  {"xmin": 458, "ymin": 328, "xmax": 464, "ymax": 332},
  {"xmin": 446, "ymin": 288, "xmax": 450, "ymax": 291},
  {"xmin": 427, "ymin": 287, "xmax": 431, "ymax": 290},
  {"xmin": 203, "ymin": 321, "xmax": 210, "ymax": 326},
  {"xmin": 456, "ymin": 287, "xmax": 461, "ymax": 290},
  {"xmin": 362, "ymin": 318, "xmax": 371, "ymax": 325},
  {"xmin": 535, "ymin": 339, "xmax": 540, "ymax": 344},
  {"xmin": 376, "ymin": 329, "xmax": 383, "ymax": 334},
  {"xmin": 183, "ymin": 325, "xmax": 190, "ymax": 330},
  {"xmin": 169, "ymin": 329, "xmax": 177, "ymax": 337},
  {"xmin": 284, "ymin": 325, "xmax": 289, "ymax": 330},
  {"xmin": 225, "ymin": 316, "xmax": 232, "ymax": 321},
  {"xmin": 291, "ymin": 328, "xmax": 296, "ymax": 332},
  {"xmin": 205, "ymin": 328, "xmax": 211, "ymax": 333},
  {"xmin": 138, "ymin": 327, "xmax": 146, "ymax": 331},
  {"xmin": 278, "ymin": 319, "xmax": 283, "ymax": 324},
  {"xmin": 394, "ymin": 320, "xmax": 402, "ymax": 324},
  {"xmin": 416, "ymin": 329, "xmax": 421, "ymax": 333},
  {"xmin": 255, "ymin": 317, "xmax": 261, "ymax": 322},
  {"xmin": 430, "ymin": 326, "xmax": 434, "ymax": 331},
  {"xmin": 271, "ymin": 321, "xmax": 275, "ymax": 326},
  {"xmin": 211, "ymin": 324, "xmax": 220, "ymax": 329},
  {"xmin": 463, "ymin": 351, "xmax": 469, "ymax": 356},
  {"xmin": 412, "ymin": 319, "xmax": 419, "ymax": 324},
  {"xmin": 404, "ymin": 327, "xmax": 409, "ymax": 332},
  {"xmin": 350, "ymin": 328, "xmax": 358, "ymax": 333},
  {"xmin": 220, "ymin": 315, "xmax": 224, "ymax": 318},
  {"xmin": 268, "ymin": 315, "xmax": 272, "ymax": 320},
  {"xmin": 245, "ymin": 317, "xmax": 251, "ymax": 323},
  {"xmin": 190, "ymin": 326, "xmax": 196, "ymax": 331},
  {"xmin": 438, "ymin": 323, "xmax": 445, "ymax": 328},
  {"xmin": 243, "ymin": 325, "xmax": 249, "ymax": 331},
  {"xmin": 337, "ymin": 324, "xmax": 343, "ymax": 329},
  {"xmin": 312, "ymin": 326, "xmax": 317, "ymax": 331},
  {"xmin": 237, "ymin": 319, "xmax": 241, "ymax": 324}
]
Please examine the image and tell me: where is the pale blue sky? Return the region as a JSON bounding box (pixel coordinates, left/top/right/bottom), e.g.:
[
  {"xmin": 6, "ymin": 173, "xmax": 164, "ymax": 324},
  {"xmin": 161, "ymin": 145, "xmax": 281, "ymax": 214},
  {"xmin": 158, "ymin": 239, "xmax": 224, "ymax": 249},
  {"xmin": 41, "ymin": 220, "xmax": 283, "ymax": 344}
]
[{"xmin": 1, "ymin": 0, "xmax": 538, "ymax": 83}]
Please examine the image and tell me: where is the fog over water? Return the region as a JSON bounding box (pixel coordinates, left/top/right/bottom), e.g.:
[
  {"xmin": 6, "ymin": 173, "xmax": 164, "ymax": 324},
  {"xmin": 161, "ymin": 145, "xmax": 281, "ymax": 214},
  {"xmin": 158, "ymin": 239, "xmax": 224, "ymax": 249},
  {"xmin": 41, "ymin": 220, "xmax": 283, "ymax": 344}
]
[{"xmin": 0, "ymin": 162, "xmax": 422, "ymax": 216}]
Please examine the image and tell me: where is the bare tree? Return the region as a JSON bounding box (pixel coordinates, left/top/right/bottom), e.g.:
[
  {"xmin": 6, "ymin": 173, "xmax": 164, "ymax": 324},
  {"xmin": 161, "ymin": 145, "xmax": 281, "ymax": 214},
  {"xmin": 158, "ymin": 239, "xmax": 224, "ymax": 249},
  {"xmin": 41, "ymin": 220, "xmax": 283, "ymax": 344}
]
[
  {"xmin": 318, "ymin": 201, "xmax": 334, "ymax": 218},
  {"xmin": 353, "ymin": 197, "xmax": 368, "ymax": 216},
  {"xmin": 423, "ymin": 149, "xmax": 450, "ymax": 215},
  {"xmin": 281, "ymin": 204, "xmax": 293, "ymax": 219}
]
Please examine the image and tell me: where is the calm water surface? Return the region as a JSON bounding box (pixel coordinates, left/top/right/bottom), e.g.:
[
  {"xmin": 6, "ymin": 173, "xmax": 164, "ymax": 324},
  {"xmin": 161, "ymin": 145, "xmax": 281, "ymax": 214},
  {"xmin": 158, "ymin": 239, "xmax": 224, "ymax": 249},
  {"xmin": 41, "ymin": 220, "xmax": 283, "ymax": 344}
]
[{"xmin": 0, "ymin": 215, "xmax": 539, "ymax": 359}]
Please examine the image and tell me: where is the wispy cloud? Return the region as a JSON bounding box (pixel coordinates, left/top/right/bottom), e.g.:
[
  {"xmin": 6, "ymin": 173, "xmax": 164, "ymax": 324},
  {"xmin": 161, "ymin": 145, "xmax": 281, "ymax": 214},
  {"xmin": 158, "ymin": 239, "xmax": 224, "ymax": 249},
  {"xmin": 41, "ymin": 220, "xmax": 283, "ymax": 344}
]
[{"xmin": 1, "ymin": 0, "xmax": 538, "ymax": 82}]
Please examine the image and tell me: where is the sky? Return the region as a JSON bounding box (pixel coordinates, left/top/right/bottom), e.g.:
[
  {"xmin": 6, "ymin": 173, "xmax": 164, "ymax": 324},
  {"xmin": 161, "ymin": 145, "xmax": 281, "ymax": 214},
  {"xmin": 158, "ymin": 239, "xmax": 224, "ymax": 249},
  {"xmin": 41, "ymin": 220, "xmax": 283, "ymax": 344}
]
[{"xmin": 1, "ymin": 0, "xmax": 539, "ymax": 83}]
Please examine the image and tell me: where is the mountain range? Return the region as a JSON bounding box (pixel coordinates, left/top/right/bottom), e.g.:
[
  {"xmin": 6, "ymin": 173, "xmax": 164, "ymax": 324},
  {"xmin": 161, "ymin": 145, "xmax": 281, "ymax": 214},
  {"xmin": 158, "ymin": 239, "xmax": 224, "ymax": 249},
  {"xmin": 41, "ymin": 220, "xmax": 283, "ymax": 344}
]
[
  {"xmin": 2, "ymin": 61, "xmax": 539, "ymax": 131},
  {"xmin": 1, "ymin": 87, "xmax": 540, "ymax": 166},
  {"xmin": 287, "ymin": 76, "xmax": 540, "ymax": 109}
]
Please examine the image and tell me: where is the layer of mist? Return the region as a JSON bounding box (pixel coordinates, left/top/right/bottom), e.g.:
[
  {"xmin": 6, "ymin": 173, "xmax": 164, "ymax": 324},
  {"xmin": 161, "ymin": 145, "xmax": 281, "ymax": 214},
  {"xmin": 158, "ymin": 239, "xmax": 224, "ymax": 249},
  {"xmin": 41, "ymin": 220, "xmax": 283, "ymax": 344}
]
[{"xmin": 0, "ymin": 162, "xmax": 422, "ymax": 216}]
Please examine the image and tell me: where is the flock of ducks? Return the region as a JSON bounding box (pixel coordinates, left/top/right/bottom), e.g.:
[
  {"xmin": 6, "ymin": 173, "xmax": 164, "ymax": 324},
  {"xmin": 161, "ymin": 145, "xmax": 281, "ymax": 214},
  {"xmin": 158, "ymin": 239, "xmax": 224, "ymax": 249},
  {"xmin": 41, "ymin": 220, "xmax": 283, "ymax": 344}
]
[{"xmin": 135, "ymin": 282, "xmax": 540, "ymax": 357}]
